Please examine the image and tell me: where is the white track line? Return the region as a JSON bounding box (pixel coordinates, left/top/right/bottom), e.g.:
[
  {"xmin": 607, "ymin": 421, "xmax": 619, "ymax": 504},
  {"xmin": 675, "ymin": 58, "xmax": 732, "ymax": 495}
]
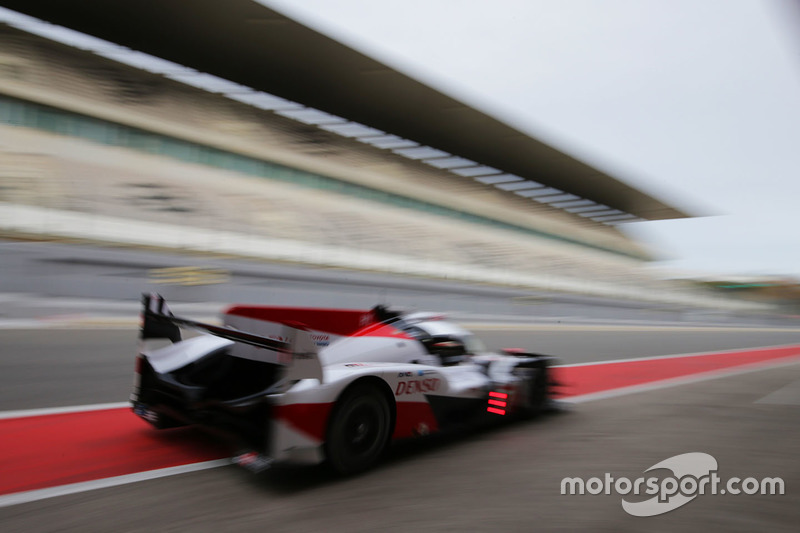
[
  {"xmin": 0, "ymin": 402, "xmax": 129, "ymax": 420},
  {"xmin": 3, "ymin": 344, "xmax": 798, "ymax": 421},
  {"xmin": 465, "ymin": 323, "xmax": 800, "ymax": 333},
  {"xmin": 1, "ymin": 348, "xmax": 799, "ymax": 508},
  {"xmin": 562, "ymin": 354, "xmax": 800, "ymax": 404},
  {"xmin": 0, "ymin": 459, "xmax": 231, "ymax": 509},
  {"xmin": 557, "ymin": 342, "xmax": 800, "ymax": 368}
]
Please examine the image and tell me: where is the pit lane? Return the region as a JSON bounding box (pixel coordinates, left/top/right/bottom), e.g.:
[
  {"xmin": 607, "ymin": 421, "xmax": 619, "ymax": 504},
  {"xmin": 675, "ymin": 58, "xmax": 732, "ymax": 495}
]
[
  {"xmin": 4, "ymin": 326, "xmax": 800, "ymax": 410},
  {"xmin": 1, "ymin": 327, "xmax": 799, "ymax": 530}
]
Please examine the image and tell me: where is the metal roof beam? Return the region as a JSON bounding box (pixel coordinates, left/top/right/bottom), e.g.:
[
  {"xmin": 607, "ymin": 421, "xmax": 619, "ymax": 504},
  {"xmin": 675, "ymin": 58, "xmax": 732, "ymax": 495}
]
[{"xmin": 0, "ymin": 0, "xmax": 691, "ymax": 221}]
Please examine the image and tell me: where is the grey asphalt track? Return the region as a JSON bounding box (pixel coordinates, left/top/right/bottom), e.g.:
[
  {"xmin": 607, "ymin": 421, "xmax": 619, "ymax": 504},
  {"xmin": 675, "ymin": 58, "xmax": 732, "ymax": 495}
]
[
  {"xmin": 1, "ymin": 347, "xmax": 797, "ymax": 532},
  {"xmin": 3, "ymin": 326, "xmax": 800, "ymax": 411},
  {"xmin": 2, "ymin": 240, "xmax": 799, "ymax": 530}
]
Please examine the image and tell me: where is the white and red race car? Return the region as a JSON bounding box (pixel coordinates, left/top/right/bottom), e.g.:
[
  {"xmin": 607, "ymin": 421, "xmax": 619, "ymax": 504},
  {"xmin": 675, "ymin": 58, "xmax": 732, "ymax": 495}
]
[{"xmin": 132, "ymin": 294, "xmax": 555, "ymax": 474}]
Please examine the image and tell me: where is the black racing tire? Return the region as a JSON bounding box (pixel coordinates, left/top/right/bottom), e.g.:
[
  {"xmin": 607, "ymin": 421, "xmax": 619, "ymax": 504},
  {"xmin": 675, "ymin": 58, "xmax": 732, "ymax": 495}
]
[
  {"xmin": 325, "ymin": 383, "xmax": 392, "ymax": 475},
  {"xmin": 523, "ymin": 365, "xmax": 549, "ymax": 417}
]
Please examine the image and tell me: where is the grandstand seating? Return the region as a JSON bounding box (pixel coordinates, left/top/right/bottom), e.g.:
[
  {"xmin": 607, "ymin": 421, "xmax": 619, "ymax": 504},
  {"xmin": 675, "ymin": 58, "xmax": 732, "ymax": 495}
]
[{"xmin": 0, "ymin": 25, "xmax": 744, "ymax": 308}]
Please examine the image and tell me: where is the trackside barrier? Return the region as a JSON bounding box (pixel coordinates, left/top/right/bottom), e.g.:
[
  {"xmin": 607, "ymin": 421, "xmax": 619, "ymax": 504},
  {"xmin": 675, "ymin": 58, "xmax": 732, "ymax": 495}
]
[{"xmin": 0, "ymin": 202, "xmax": 768, "ymax": 312}]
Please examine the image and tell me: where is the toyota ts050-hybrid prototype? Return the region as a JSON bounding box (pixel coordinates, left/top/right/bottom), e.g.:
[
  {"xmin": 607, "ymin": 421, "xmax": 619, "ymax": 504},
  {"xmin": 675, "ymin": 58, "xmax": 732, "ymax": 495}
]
[{"xmin": 132, "ymin": 294, "xmax": 557, "ymax": 474}]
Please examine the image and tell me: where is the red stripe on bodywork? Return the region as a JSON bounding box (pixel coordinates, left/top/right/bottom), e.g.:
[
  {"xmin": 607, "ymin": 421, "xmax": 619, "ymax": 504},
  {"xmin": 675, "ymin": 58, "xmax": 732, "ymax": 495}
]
[
  {"xmin": 551, "ymin": 345, "xmax": 800, "ymax": 398},
  {"xmin": 224, "ymin": 306, "xmax": 411, "ymax": 340},
  {"xmin": 272, "ymin": 403, "xmax": 333, "ymax": 442},
  {"xmin": 393, "ymin": 401, "xmax": 439, "ymax": 439},
  {"xmin": 350, "ymin": 322, "xmax": 412, "ymax": 339},
  {"xmin": 2, "ymin": 344, "xmax": 799, "ymax": 497},
  {"xmin": 224, "ymin": 306, "xmax": 374, "ymax": 336},
  {"xmin": 0, "ymin": 410, "xmax": 227, "ymax": 495}
]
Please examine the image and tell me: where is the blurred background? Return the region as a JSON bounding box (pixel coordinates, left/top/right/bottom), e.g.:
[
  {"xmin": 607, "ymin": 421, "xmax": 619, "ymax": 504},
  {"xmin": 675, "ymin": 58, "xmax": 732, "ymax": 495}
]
[
  {"xmin": 1, "ymin": 0, "xmax": 798, "ymax": 324},
  {"xmin": 1, "ymin": 2, "xmax": 800, "ymax": 531}
]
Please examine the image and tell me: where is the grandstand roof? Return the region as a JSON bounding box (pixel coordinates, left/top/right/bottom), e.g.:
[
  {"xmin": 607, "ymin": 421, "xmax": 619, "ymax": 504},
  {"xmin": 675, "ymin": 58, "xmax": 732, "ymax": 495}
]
[{"xmin": 0, "ymin": 0, "xmax": 690, "ymax": 221}]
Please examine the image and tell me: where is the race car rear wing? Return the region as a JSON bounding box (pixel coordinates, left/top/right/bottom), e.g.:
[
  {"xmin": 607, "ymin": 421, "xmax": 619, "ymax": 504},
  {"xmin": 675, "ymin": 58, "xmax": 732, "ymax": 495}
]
[{"xmin": 140, "ymin": 293, "xmax": 323, "ymax": 382}]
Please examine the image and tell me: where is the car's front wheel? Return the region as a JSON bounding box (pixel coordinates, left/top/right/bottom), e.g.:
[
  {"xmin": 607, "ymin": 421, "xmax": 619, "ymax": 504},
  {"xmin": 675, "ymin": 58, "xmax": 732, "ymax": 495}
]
[{"xmin": 325, "ymin": 383, "xmax": 391, "ymax": 475}]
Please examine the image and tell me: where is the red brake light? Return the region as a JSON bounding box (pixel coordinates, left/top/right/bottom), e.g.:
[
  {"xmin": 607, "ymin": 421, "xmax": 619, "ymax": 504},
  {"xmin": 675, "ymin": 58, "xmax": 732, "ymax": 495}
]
[{"xmin": 487, "ymin": 391, "xmax": 508, "ymax": 415}]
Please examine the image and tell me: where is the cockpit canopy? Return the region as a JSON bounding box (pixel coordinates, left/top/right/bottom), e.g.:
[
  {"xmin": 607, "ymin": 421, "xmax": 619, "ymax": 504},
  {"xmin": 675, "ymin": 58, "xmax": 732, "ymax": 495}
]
[{"xmin": 398, "ymin": 312, "xmax": 487, "ymax": 366}]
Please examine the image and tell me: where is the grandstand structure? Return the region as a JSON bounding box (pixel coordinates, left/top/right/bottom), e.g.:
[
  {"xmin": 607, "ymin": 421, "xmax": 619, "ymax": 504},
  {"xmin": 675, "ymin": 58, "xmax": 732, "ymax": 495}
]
[{"xmin": 0, "ymin": 2, "xmax": 747, "ymax": 308}]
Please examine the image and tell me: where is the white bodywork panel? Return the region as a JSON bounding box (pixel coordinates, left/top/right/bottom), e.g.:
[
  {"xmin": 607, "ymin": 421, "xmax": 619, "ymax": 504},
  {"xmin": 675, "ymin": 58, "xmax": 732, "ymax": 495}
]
[
  {"xmin": 134, "ymin": 295, "xmax": 556, "ymax": 475},
  {"xmin": 320, "ymin": 336, "xmax": 434, "ymax": 366},
  {"xmin": 223, "ymin": 314, "xmax": 324, "ymax": 382},
  {"xmin": 271, "ymin": 418, "xmax": 325, "ymax": 464},
  {"xmin": 143, "ymin": 335, "xmax": 232, "ymax": 374}
]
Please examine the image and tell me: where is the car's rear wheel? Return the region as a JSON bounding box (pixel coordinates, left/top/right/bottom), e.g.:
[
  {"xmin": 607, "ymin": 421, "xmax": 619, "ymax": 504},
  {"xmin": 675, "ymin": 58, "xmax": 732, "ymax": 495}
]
[
  {"xmin": 523, "ymin": 365, "xmax": 549, "ymax": 417},
  {"xmin": 325, "ymin": 383, "xmax": 391, "ymax": 475}
]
